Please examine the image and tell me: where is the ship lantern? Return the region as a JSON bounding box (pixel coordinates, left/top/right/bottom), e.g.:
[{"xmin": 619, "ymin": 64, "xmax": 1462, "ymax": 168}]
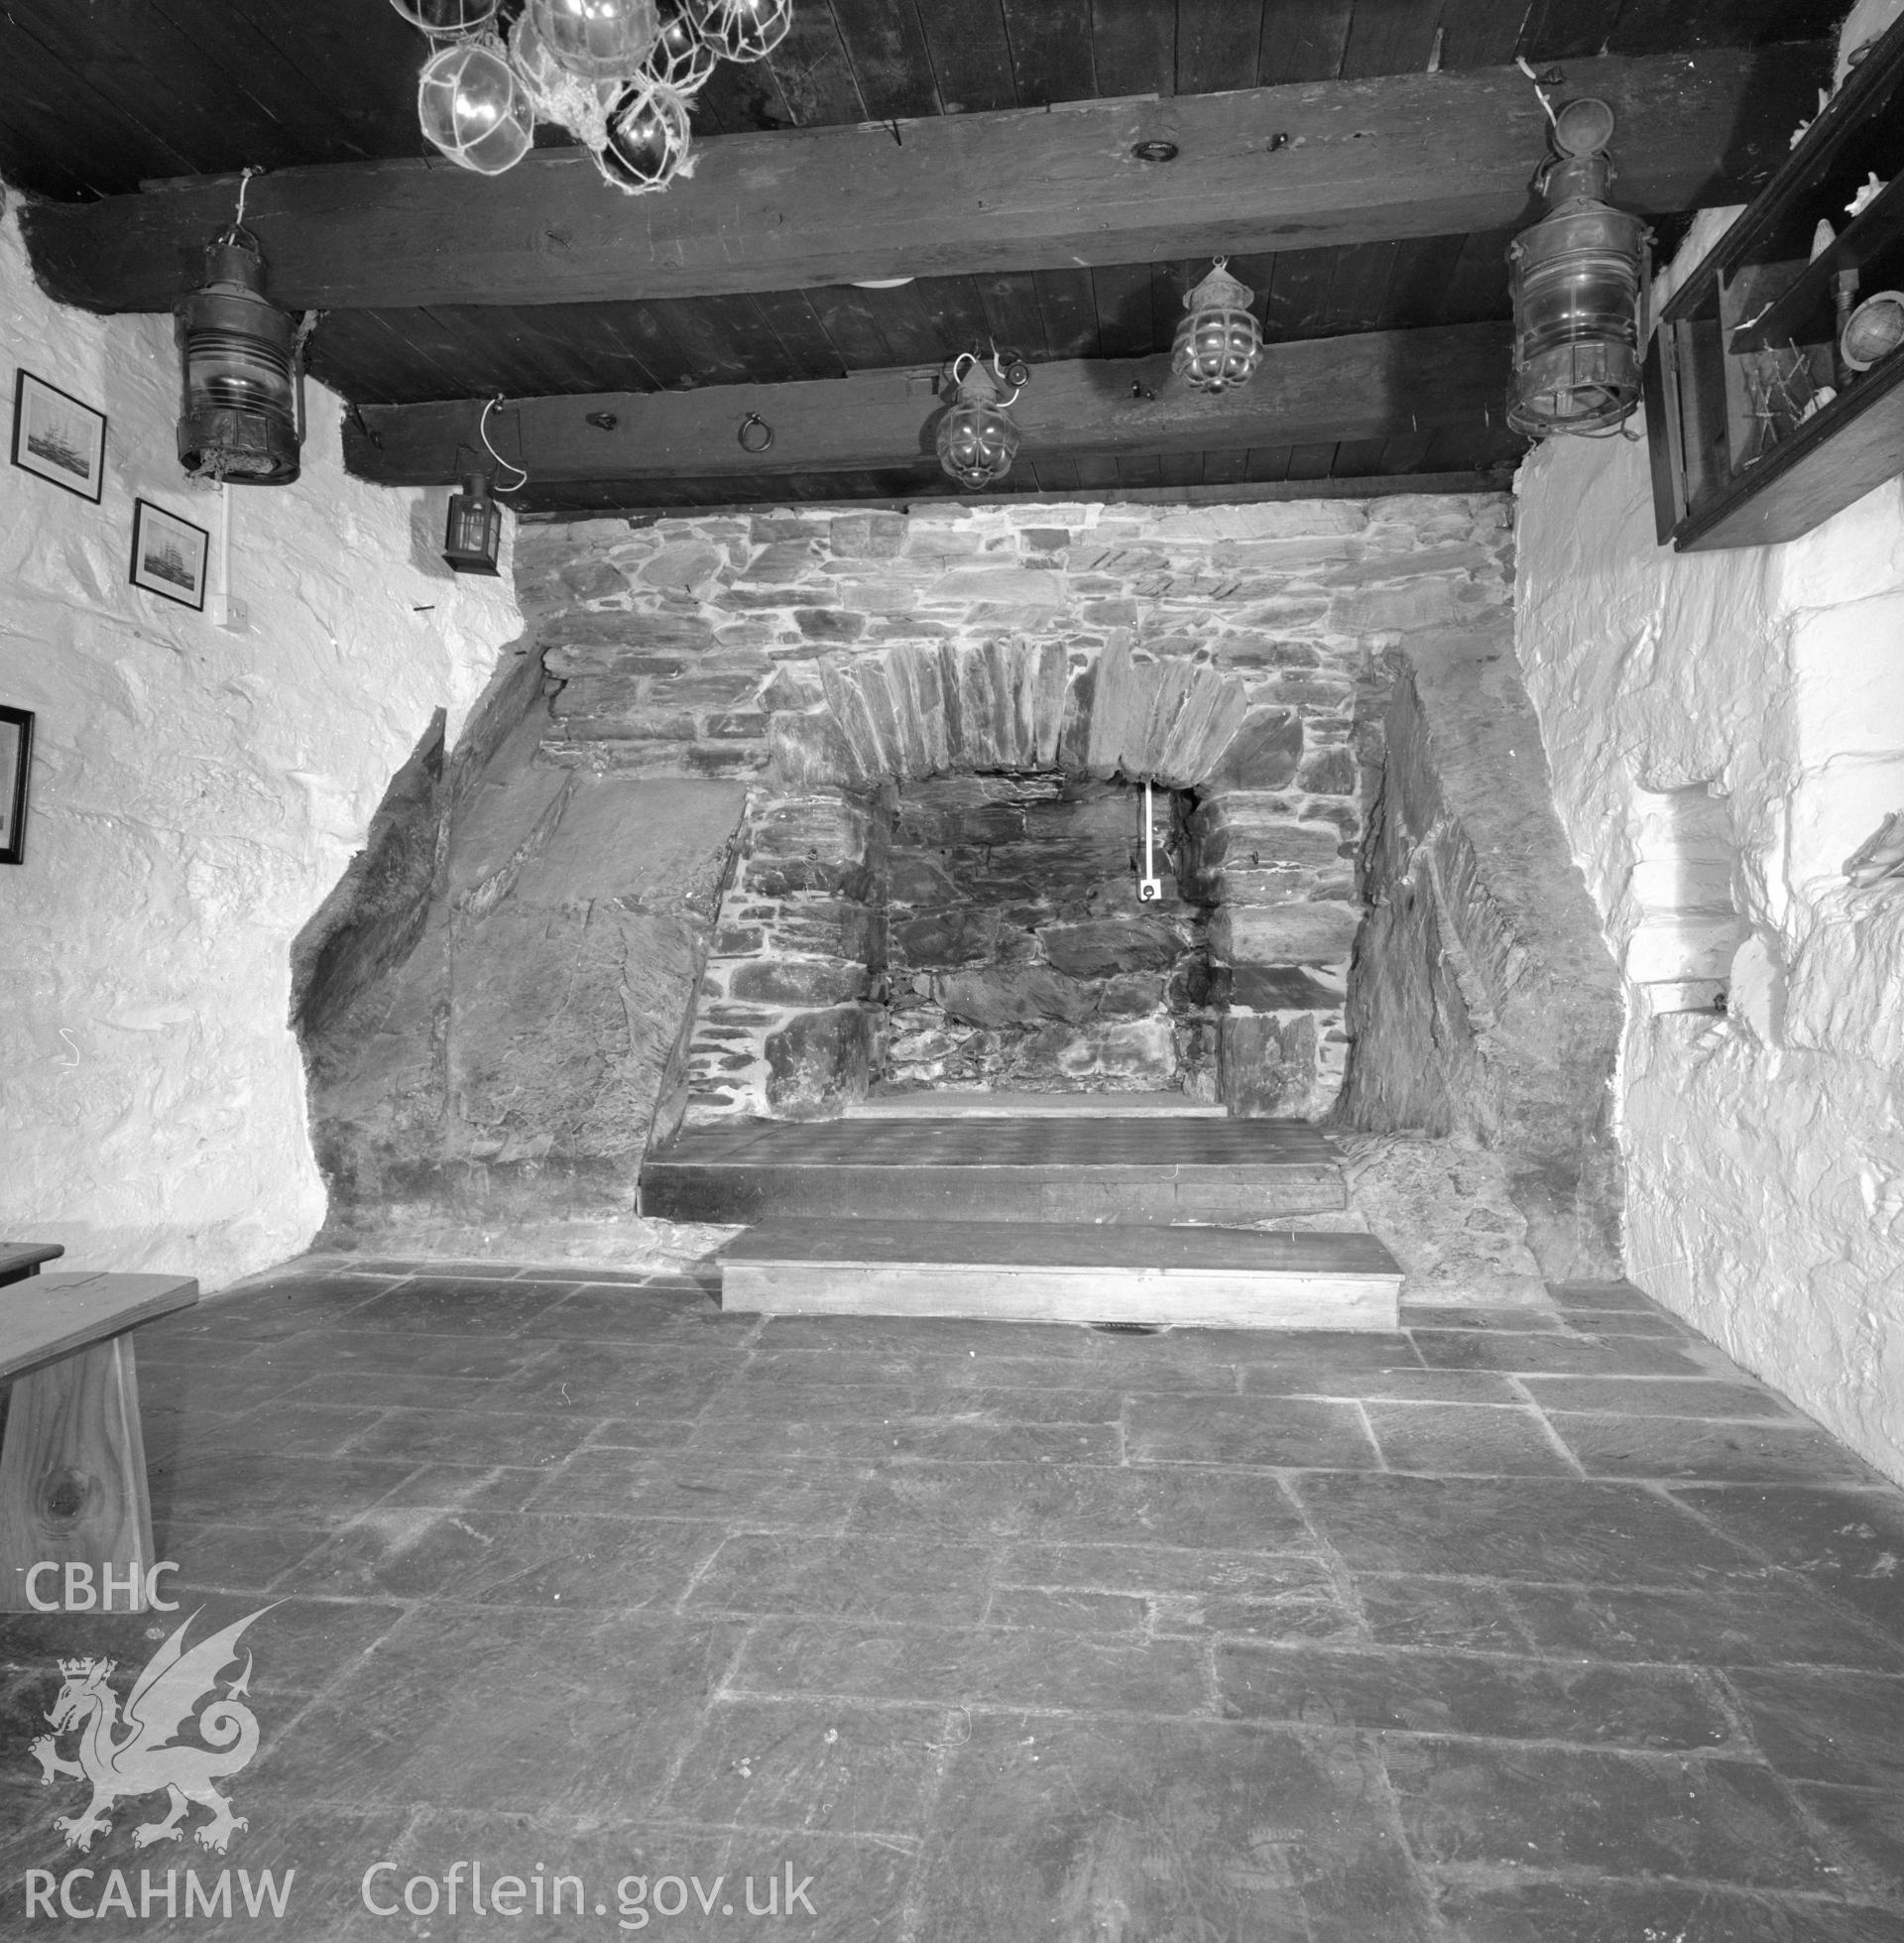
[
  {"xmin": 174, "ymin": 223, "xmax": 303, "ymax": 485},
  {"xmin": 1507, "ymin": 97, "xmax": 1651, "ymax": 437}
]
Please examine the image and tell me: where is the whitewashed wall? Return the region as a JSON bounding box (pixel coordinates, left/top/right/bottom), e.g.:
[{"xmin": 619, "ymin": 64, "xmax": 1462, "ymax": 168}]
[
  {"xmin": 1514, "ymin": 211, "xmax": 1904, "ymax": 1483},
  {"xmin": 0, "ymin": 201, "xmax": 521, "ymax": 1288}
]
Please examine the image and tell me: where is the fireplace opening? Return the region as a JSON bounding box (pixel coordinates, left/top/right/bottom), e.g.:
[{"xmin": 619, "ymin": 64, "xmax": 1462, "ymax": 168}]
[{"xmin": 873, "ymin": 770, "xmax": 1219, "ymax": 1100}]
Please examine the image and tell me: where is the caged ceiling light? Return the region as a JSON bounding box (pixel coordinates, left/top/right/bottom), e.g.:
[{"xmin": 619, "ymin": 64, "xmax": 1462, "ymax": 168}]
[
  {"xmin": 935, "ymin": 348, "xmax": 1029, "ymax": 491},
  {"xmin": 1172, "ymin": 259, "xmax": 1264, "ymax": 393},
  {"xmin": 392, "ymin": 0, "xmax": 771, "ymax": 191},
  {"xmin": 1506, "ymin": 94, "xmax": 1652, "ymax": 437}
]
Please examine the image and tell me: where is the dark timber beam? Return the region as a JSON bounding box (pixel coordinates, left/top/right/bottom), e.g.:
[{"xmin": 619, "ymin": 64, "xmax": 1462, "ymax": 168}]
[
  {"xmin": 24, "ymin": 48, "xmax": 1828, "ymax": 314},
  {"xmin": 344, "ymin": 323, "xmax": 1513, "ymax": 486}
]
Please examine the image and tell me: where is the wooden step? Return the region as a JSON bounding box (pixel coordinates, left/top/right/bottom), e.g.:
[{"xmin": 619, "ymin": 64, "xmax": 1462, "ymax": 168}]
[
  {"xmin": 846, "ymin": 1090, "xmax": 1226, "ymax": 1119},
  {"xmin": 719, "ymin": 1219, "xmax": 1401, "ymax": 1331},
  {"xmin": 643, "ymin": 1116, "xmax": 1346, "ymax": 1225}
]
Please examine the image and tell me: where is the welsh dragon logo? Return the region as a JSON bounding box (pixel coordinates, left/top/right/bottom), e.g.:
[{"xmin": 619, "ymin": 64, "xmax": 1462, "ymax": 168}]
[{"xmin": 29, "ymin": 1608, "xmax": 269, "ymax": 1855}]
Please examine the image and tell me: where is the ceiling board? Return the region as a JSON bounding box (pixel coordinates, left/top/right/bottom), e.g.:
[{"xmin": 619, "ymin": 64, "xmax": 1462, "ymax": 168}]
[
  {"xmin": 0, "ymin": 0, "xmax": 1844, "ymax": 512},
  {"xmin": 1258, "ymin": 1, "xmax": 1357, "ymax": 84},
  {"xmin": 1437, "ymin": 1, "xmax": 1537, "ymax": 67},
  {"xmin": 1340, "ymin": 0, "xmax": 1445, "ymax": 78},
  {"xmin": 826, "ymin": 0, "xmax": 939, "ymax": 119},
  {"xmin": 918, "ymin": 0, "xmax": 1019, "ymax": 116},
  {"xmin": 1177, "ymin": 0, "xmax": 1266, "ymax": 95},
  {"xmin": 1091, "ymin": 0, "xmax": 1178, "ymax": 98},
  {"xmin": 999, "ymin": 0, "xmax": 1098, "ymax": 104}
]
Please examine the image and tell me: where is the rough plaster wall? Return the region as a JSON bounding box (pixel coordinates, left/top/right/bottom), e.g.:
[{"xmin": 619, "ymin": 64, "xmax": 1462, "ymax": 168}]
[
  {"xmin": 0, "ymin": 203, "xmax": 521, "ymax": 1288},
  {"xmin": 1515, "ymin": 277, "xmax": 1904, "ymax": 1477}
]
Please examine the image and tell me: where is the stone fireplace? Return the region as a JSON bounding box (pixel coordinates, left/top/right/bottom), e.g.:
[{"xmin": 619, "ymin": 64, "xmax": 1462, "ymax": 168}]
[
  {"xmin": 675, "ymin": 627, "xmax": 1367, "ymax": 1123},
  {"xmin": 298, "ymin": 489, "xmax": 1624, "ymax": 1277}
]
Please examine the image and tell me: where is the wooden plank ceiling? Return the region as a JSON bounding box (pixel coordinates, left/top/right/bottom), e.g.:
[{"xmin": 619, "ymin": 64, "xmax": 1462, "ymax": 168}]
[{"xmin": 0, "ymin": 1, "xmax": 1842, "ymax": 514}]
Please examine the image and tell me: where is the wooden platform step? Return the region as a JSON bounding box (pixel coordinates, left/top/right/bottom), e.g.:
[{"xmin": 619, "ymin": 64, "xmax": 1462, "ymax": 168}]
[
  {"xmin": 719, "ymin": 1220, "xmax": 1401, "ymax": 1331},
  {"xmin": 846, "ymin": 1091, "xmax": 1225, "ymax": 1119},
  {"xmin": 644, "ymin": 1116, "xmax": 1346, "ymax": 1225}
]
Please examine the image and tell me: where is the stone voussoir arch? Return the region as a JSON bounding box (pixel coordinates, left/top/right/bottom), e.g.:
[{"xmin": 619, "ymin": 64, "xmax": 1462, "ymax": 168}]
[{"xmin": 765, "ymin": 635, "xmax": 1299, "ymax": 795}]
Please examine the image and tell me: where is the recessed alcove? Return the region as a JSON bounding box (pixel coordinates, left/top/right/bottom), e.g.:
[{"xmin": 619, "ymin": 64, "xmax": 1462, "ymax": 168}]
[
  {"xmin": 1623, "ymin": 782, "xmax": 1745, "ymax": 1017},
  {"xmin": 877, "ymin": 771, "xmax": 1215, "ymax": 1099}
]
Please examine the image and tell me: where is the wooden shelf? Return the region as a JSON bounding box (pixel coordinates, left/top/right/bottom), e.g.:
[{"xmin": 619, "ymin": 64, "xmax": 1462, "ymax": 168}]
[
  {"xmin": 1729, "ymin": 177, "xmax": 1904, "ymax": 356},
  {"xmin": 1646, "ymin": 13, "xmax": 1904, "ymax": 551}
]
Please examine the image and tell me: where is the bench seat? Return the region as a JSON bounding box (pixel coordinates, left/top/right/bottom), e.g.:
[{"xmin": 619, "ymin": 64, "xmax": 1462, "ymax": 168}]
[{"xmin": 0, "ymin": 1271, "xmax": 197, "ymax": 1613}]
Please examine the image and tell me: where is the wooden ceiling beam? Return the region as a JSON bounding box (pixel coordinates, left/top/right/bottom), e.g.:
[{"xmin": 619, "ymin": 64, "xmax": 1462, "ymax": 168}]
[
  {"xmin": 344, "ymin": 322, "xmax": 1513, "ymax": 487},
  {"xmin": 24, "ymin": 47, "xmax": 1828, "ymax": 314}
]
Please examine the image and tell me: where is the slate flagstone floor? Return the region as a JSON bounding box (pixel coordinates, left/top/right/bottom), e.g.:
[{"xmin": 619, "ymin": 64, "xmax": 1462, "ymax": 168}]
[{"xmin": 2, "ymin": 1261, "xmax": 1902, "ymax": 1939}]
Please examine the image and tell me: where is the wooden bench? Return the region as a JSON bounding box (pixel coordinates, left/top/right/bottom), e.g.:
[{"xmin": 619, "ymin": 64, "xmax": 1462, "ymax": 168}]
[
  {"xmin": 0, "ymin": 1271, "xmax": 198, "ymax": 1614},
  {"xmin": 0, "ymin": 1241, "xmax": 64, "ymax": 1287}
]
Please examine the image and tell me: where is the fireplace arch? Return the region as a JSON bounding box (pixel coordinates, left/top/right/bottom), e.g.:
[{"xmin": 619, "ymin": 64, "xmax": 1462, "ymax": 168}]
[{"xmin": 687, "ymin": 637, "xmax": 1362, "ymax": 1122}]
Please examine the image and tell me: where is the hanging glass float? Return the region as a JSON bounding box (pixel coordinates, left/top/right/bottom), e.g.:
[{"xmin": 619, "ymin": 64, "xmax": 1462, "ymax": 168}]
[
  {"xmin": 638, "ymin": 0, "xmax": 718, "ymax": 96},
  {"xmin": 686, "ymin": 0, "xmax": 791, "ymax": 62},
  {"xmin": 1506, "ymin": 97, "xmax": 1651, "ymax": 436},
  {"xmin": 174, "ymin": 219, "xmax": 303, "ymax": 486},
  {"xmin": 597, "ymin": 79, "xmax": 694, "ymax": 191},
  {"xmin": 1172, "ymin": 259, "xmax": 1264, "ymax": 393},
  {"xmin": 935, "ymin": 350, "xmax": 1026, "ymax": 491},
  {"xmin": 443, "ymin": 473, "xmax": 504, "ymax": 574},
  {"xmin": 417, "ymin": 38, "xmax": 536, "ymax": 174},
  {"xmin": 508, "ymin": 8, "xmax": 619, "ymax": 152},
  {"xmin": 387, "ymin": 0, "xmax": 498, "ymax": 35},
  {"xmin": 525, "ymin": 0, "xmax": 661, "ymax": 82}
]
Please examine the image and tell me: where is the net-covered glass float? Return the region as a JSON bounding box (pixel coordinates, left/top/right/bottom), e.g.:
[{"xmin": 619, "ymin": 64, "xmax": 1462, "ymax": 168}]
[
  {"xmin": 509, "ymin": 9, "xmax": 619, "ymax": 151},
  {"xmin": 1171, "ymin": 260, "xmax": 1263, "ymax": 393},
  {"xmin": 526, "ymin": 0, "xmax": 660, "ymax": 82},
  {"xmin": 686, "ymin": 0, "xmax": 791, "ymax": 62},
  {"xmin": 935, "ymin": 353, "xmax": 1022, "ymax": 491},
  {"xmin": 388, "ymin": 0, "xmax": 499, "ymax": 36},
  {"xmin": 417, "ymin": 40, "xmax": 535, "ymax": 174},
  {"xmin": 638, "ymin": 0, "xmax": 718, "ymax": 96},
  {"xmin": 597, "ymin": 80, "xmax": 693, "ymax": 192}
]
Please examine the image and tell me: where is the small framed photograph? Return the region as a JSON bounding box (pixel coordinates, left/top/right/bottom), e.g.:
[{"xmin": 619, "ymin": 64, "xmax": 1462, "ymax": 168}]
[
  {"xmin": 129, "ymin": 498, "xmax": 210, "ymax": 611},
  {"xmin": 0, "ymin": 705, "xmax": 33, "ymax": 866},
  {"xmin": 10, "ymin": 369, "xmax": 107, "ymax": 502}
]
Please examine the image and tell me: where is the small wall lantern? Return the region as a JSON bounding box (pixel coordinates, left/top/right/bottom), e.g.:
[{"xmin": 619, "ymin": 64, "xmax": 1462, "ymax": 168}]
[
  {"xmin": 175, "ymin": 192, "xmax": 304, "ymax": 485},
  {"xmin": 443, "ymin": 473, "xmax": 504, "ymax": 574},
  {"xmin": 1507, "ymin": 97, "xmax": 1651, "ymax": 437}
]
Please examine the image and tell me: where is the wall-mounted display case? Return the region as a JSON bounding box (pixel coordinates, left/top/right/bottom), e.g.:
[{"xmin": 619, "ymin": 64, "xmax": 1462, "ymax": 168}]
[{"xmin": 1645, "ymin": 14, "xmax": 1904, "ymax": 551}]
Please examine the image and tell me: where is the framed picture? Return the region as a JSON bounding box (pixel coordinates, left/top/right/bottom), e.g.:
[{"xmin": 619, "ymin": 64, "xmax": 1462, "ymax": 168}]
[
  {"xmin": 129, "ymin": 499, "xmax": 210, "ymax": 611},
  {"xmin": 10, "ymin": 370, "xmax": 106, "ymax": 503},
  {"xmin": 0, "ymin": 705, "xmax": 33, "ymax": 866}
]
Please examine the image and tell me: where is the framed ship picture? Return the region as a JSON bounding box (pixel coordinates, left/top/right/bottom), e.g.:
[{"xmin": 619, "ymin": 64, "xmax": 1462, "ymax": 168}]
[
  {"xmin": 0, "ymin": 705, "xmax": 33, "ymax": 866},
  {"xmin": 129, "ymin": 499, "xmax": 209, "ymax": 610},
  {"xmin": 10, "ymin": 370, "xmax": 106, "ymax": 503}
]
